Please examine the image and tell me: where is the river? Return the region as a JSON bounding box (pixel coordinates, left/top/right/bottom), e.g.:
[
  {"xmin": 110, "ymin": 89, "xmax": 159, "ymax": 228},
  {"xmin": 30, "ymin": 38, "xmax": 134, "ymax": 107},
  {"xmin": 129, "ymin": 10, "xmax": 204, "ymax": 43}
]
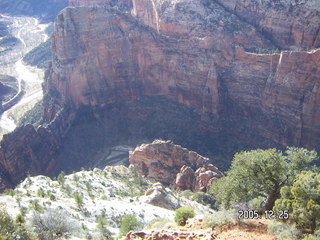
[{"xmin": 0, "ymin": 15, "xmax": 48, "ymax": 136}]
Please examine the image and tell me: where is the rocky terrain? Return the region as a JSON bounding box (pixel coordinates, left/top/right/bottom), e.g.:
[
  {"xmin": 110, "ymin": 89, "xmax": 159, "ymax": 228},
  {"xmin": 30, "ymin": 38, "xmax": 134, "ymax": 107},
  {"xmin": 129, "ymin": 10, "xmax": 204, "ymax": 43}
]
[
  {"xmin": 0, "ymin": 0, "xmax": 319, "ymax": 190},
  {"xmin": 0, "ymin": 164, "xmax": 216, "ymax": 239},
  {"xmin": 0, "ymin": 164, "xmax": 282, "ymax": 240},
  {"xmin": 129, "ymin": 140, "xmax": 223, "ymax": 192}
]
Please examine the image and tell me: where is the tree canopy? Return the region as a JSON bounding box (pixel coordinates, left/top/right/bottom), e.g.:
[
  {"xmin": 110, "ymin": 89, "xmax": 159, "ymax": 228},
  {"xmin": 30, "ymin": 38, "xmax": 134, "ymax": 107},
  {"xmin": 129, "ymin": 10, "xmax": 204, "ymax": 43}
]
[
  {"xmin": 274, "ymin": 171, "xmax": 320, "ymax": 232},
  {"xmin": 210, "ymin": 147, "xmax": 318, "ymax": 211}
]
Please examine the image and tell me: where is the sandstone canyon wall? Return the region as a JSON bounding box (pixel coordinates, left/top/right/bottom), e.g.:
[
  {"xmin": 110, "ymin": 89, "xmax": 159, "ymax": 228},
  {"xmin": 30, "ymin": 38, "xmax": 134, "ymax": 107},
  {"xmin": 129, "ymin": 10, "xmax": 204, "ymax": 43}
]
[
  {"xmin": 0, "ymin": 0, "xmax": 320, "ymax": 190},
  {"xmin": 45, "ymin": 0, "xmax": 320, "ymax": 147}
]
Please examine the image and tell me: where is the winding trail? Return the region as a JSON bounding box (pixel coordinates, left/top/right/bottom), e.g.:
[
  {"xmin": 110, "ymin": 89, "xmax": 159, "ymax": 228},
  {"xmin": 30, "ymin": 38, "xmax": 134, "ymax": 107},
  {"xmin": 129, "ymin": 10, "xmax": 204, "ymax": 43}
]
[{"xmin": 0, "ymin": 15, "xmax": 48, "ymax": 133}]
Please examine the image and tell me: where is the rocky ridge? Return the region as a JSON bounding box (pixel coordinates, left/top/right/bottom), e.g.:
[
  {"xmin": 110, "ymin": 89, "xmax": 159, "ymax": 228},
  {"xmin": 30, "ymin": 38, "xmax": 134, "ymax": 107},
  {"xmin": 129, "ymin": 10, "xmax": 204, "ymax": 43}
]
[
  {"xmin": 129, "ymin": 140, "xmax": 223, "ymax": 191},
  {"xmin": 0, "ymin": 165, "xmax": 213, "ymax": 238}
]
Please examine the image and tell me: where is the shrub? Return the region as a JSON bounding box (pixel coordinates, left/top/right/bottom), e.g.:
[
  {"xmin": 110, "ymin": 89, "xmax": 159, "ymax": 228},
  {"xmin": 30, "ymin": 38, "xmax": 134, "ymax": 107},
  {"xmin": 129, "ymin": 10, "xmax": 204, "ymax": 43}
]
[
  {"xmin": 97, "ymin": 214, "xmax": 113, "ymax": 239},
  {"xmin": 49, "ymin": 194, "xmax": 56, "ymax": 201},
  {"xmin": 3, "ymin": 188, "xmax": 15, "ymax": 196},
  {"xmin": 147, "ymin": 218, "xmax": 172, "ymax": 230},
  {"xmin": 29, "ymin": 208, "xmax": 78, "ymax": 240},
  {"xmin": 37, "ymin": 188, "xmax": 45, "ymax": 198},
  {"xmin": 174, "ymin": 206, "xmax": 195, "ymax": 226},
  {"xmin": 274, "ymin": 171, "xmax": 320, "ymax": 232},
  {"xmin": 30, "ymin": 199, "xmax": 44, "ymax": 212},
  {"xmin": 203, "ymin": 210, "xmax": 236, "ymax": 228},
  {"xmin": 0, "ymin": 208, "xmax": 35, "ymax": 240},
  {"xmin": 0, "ymin": 208, "xmax": 15, "ymax": 236},
  {"xmin": 210, "ymin": 148, "xmax": 318, "ymax": 211},
  {"xmin": 119, "ymin": 215, "xmax": 140, "ymax": 237},
  {"xmin": 57, "ymin": 171, "xmax": 65, "ymax": 185},
  {"xmin": 73, "ymin": 192, "xmax": 84, "ymax": 208},
  {"xmin": 267, "ymin": 221, "xmax": 301, "ymax": 240}
]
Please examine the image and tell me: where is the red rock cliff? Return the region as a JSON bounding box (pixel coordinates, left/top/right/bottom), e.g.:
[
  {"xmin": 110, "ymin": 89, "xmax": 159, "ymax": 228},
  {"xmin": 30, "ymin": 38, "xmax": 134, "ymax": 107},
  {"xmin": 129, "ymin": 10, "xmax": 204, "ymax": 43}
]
[{"xmin": 44, "ymin": 0, "xmax": 320, "ymax": 149}]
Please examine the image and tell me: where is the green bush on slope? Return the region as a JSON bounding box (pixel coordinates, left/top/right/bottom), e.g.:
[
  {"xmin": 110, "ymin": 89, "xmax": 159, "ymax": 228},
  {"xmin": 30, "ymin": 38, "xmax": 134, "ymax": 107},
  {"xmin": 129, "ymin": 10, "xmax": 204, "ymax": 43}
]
[
  {"xmin": 119, "ymin": 215, "xmax": 141, "ymax": 237},
  {"xmin": 174, "ymin": 206, "xmax": 195, "ymax": 226}
]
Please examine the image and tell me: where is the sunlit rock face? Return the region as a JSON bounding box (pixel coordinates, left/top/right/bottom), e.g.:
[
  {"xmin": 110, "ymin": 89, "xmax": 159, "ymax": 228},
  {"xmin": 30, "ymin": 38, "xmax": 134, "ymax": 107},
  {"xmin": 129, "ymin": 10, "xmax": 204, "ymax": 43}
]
[
  {"xmin": 45, "ymin": 0, "xmax": 320, "ymax": 148},
  {"xmin": 214, "ymin": 0, "xmax": 320, "ymax": 50}
]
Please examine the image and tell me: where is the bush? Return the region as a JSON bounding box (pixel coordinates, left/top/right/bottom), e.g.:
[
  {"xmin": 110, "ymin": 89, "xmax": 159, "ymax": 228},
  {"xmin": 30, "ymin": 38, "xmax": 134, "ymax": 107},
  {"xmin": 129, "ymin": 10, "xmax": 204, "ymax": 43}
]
[
  {"xmin": 203, "ymin": 210, "xmax": 236, "ymax": 228},
  {"xmin": 267, "ymin": 221, "xmax": 301, "ymax": 240},
  {"xmin": 0, "ymin": 208, "xmax": 15, "ymax": 237},
  {"xmin": 174, "ymin": 206, "xmax": 195, "ymax": 226},
  {"xmin": 0, "ymin": 208, "xmax": 35, "ymax": 240},
  {"xmin": 30, "ymin": 199, "xmax": 44, "ymax": 212},
  {"xmin": 119, "ymin": 215, "xmax": 140, "ymax": 237},
  {"xmin": 210, "ymin": 148, "xmax": 318, "ymax": 211},
  {"xmin": 28, "ymin": 208, "xmax": 78, "ymax": 240},
  {"xmin": 274, "ymin": 171, "xmax": 320, "ymax": 232},
  {"xmin": 97, "ymin": 215, "xmax": 113, "ymax": 239},
  {"xmin": 147, "ymin": 218, "xmax": 172, "ymax": 230},
  {"xmin": 57, "ymin": 171, "xmax": 65, "ymax": 185},
  {"xmin": 73, "ymin": 192, "xmax": 84, "ymax": 208},
  {"xmin": 2, "ymin": 189, "xmax": 15, "ymax": 196}
]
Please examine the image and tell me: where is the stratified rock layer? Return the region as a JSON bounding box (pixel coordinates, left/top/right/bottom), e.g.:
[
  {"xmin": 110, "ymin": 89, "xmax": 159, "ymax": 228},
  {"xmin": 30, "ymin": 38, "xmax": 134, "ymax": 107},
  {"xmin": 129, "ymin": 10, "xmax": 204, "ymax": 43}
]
[
  {"xmin": 68, "ymin": 0, "xmax": 132, "ymax": 11},
  {"xmin": 44, "ymin": 1, "xmax": 320, "ymax": 149},
  {"xmin": 129, "ymin": 140, "xmax": 211, "ymax": 185}
]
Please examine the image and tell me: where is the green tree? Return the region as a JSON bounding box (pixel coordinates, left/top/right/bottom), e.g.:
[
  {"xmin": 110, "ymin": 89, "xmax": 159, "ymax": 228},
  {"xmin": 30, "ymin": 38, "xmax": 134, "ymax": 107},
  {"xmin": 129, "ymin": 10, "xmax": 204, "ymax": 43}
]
[
  {"xmin": 275, "ymin": 171, "xmax": 320, "ymax": 232},
  {"xmin": 97, "ymin": 215, "xmax": 113, "ymax": 239},
  {"xmin": 57, "ymin": 171, "xmax": 65, "ymax": 185},
  {"xmin": 0, "ymin": 208, "xmax": 35, "ymax": 240},
  {"xmin": 73, "ymin": 192, "xmax": 84, "ymax": 208},
  {"xmin": 210, "ymin": 148, "xmax": 318, "ymax": 211},
  {"xmin": 174, "ymin": 206, "xmax": 195, "ymax": 226},
  {"xmin": 0, "ymin": 208, "xmax": 15, "ymax": 238},
  {"xmin": 119, "ymin": 215, "xmax": 140, "ymax": 237}
]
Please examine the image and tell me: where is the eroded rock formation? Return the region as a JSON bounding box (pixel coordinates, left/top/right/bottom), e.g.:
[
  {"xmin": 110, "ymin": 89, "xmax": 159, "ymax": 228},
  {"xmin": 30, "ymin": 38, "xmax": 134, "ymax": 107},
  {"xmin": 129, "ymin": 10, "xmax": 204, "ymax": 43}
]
[
  {"xmin": 129, "ymin": 140, "xmax": 211, "ymax": 185},
  {"xmin": 142, "ymin": 182, "xmax": 180, "ymax": 210},
  {"xmin": 176, "ymin": 164, "xmax": 223, "ymax": 192}
]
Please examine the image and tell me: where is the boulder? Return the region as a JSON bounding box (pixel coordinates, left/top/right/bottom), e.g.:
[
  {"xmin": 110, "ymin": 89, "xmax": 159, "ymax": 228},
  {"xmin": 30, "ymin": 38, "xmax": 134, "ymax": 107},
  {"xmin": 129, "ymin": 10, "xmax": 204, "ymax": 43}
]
[{"xmin": 141, "ymin": 182, "xmax": 180, "ymax": 210}]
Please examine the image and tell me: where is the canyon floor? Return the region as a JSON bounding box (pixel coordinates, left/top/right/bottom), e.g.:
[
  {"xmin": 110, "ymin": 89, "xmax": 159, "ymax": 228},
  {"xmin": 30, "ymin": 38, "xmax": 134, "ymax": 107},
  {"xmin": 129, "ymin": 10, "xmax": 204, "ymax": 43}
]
[{"xmin": 0, "ymin": 15, "xmax": 48, "ymax": 138}]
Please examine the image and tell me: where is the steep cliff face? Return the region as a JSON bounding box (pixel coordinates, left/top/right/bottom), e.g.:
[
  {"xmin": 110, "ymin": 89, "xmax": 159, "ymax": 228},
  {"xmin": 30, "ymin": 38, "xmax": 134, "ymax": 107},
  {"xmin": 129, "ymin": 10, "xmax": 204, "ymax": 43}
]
[
  {"xmin": 0, "ymin": 108, "xmax": 74, "ymax": 190},
  {"xmin": 45, "ymin": 0, "xmax": 320, "ymax": 149},
  {"xmin": 214, "ymin": 0, "xmax": 320, "ymax": 50},
  {"xmin": 44, "ymin": 0, "xmax": 274, "ymax": 118}
]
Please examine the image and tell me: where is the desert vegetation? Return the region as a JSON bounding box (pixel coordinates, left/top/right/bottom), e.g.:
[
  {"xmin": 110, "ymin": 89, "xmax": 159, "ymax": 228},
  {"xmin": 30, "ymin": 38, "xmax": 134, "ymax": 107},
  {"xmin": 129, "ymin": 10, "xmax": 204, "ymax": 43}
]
[{"xmin": 209, "ymin": 147, "xmax": 320, "ymax": 239}]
